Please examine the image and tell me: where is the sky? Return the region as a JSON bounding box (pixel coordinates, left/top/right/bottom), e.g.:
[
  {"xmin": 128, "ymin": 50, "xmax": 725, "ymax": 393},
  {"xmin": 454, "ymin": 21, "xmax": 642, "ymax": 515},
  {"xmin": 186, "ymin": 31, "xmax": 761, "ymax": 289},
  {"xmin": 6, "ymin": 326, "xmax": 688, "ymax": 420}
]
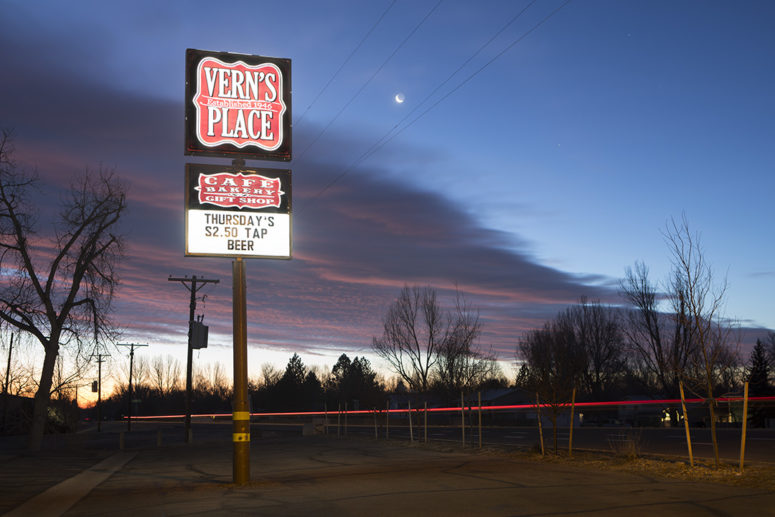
[{"xmin": 1, "ymin": 0, "xmax": 773, "ymax": 384}]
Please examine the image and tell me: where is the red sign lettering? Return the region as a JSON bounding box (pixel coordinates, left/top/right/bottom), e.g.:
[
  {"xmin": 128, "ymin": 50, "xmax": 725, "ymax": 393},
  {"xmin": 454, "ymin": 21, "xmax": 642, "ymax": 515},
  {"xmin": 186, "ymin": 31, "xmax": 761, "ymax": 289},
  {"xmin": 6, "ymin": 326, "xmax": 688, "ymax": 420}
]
[
  {"xmin": 192, "ymin": 57, "xmax": 286, "ymax": 151},
  {"xmin": 196, "ymin": 172, "xmax": 283, "ymax": 209}
]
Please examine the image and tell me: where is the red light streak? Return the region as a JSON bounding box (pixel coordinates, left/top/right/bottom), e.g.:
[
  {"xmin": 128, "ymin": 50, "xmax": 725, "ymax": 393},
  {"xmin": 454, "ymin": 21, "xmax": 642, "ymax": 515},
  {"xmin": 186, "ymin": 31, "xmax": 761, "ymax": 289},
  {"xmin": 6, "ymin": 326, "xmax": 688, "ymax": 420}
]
[{"xmin": 128, "ymin": 395, "xmax": 775, "ymax": 420}]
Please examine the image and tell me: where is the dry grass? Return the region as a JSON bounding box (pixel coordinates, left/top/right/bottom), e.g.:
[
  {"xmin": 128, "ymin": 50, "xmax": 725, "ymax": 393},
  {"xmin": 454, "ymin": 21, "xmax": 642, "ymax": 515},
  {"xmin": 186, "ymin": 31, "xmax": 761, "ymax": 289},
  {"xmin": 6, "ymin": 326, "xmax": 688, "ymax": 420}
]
[
  {"xmin": 518, "ymin": 448, "xmax": 775, "ymax": 490},
  {"xmin": 406, "ymin": 438, "xmax": 775, "ymax": 490}
]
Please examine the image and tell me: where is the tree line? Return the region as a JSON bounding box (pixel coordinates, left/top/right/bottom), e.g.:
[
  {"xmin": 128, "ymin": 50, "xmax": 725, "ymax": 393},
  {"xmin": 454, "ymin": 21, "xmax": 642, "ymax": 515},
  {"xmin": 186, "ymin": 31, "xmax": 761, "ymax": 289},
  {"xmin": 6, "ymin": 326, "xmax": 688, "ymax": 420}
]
[
  {"xmin": 515, "ymin": 218, "xmax": 775, "ymax": 463},
  {"xmin": 365, "ymin": 218, "xmax": 775, "ymax": 466},
  {"xmin": 94, "ymin": 352, "xmax": 399, "ymax": 420}
]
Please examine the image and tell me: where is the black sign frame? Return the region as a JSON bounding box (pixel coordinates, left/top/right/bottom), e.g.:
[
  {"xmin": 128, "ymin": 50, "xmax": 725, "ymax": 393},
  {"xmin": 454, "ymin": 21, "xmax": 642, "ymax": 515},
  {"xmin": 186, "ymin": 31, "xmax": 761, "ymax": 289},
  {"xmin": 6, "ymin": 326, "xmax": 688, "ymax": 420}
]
[
  {"xmin": 185, "ymin": 163, "xmax": 292, "ymax": 259},
  {"xmin": 185, "ymin": 48, "xmax": 292, "ymax": 162}
]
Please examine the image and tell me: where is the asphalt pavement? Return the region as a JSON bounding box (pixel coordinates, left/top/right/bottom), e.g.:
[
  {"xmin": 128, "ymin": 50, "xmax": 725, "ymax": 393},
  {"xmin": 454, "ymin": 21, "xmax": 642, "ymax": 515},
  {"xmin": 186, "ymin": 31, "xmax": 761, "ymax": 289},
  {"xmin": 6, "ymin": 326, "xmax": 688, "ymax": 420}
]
[{"xmin": 1, "ymin": 426, "xmax": 774, "ymax": 516}]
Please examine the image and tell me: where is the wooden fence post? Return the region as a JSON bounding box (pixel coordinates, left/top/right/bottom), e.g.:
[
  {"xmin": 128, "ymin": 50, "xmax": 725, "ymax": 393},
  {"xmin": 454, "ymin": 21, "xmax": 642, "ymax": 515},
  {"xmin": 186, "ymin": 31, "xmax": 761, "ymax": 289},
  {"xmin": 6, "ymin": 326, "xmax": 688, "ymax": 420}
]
[
  {"xmin": 424, "ymin": 401, "xmax": 428, "ymax": 443},
  {"xmin": 461, "ymin": 392, "xmax": 465, "ymax": 447},
  {"xmin": 569, "ymin": 387, "xmax": 576, "ymax": 458},
  {"xmin": 478, "ymin": 392, "xmax": 483, "ymax": 449},
  {"xmin": 408, "ymin": 401, "xmax": 414, "ymax": 443},
  {"xmin": 680, "ymin": 381, "xmax": 694, "ymax": 467},
  {"xmin": 536, "ymin": 393, "xmax": 545, "ymax": 456},
  {"xmin": 386, "ymin": 400, "xmax": 390, "ymax": 440},
  {"xmin": 740, "ymin": 381, "xmax": 749, "ymax": 473}
]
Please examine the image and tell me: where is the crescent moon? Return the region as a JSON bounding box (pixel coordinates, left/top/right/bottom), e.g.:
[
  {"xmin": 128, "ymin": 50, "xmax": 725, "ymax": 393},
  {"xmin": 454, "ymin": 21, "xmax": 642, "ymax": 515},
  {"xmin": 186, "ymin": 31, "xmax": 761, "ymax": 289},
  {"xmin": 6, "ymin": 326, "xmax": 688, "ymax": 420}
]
[{"xmin": 394, "ymin": 93, "xmax": 405, "ymax": 104}]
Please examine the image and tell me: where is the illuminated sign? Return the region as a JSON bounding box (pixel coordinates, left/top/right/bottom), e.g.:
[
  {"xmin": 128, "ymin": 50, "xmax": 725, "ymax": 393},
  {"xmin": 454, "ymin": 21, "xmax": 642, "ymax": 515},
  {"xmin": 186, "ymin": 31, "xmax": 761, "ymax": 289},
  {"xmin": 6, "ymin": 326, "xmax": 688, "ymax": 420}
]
[
  {"xmin": 185, "ymin": 164, "xmax": 291, "ymax": 258},
  {"xmin": 185, "ymin": 49, "xmax": 291, "ymax": 161}
]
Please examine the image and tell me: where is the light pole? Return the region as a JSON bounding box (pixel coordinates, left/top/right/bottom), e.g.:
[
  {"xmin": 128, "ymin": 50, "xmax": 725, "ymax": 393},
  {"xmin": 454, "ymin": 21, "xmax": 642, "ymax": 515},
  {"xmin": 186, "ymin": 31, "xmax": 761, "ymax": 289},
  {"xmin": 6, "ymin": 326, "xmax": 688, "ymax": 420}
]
[
  {"xmin": 118, "ymin": 343, "xmax": 148, "ymax": 432},
  {"xmin": 93, "ymin": 353, "xmax": 108, "ymax": 432}
]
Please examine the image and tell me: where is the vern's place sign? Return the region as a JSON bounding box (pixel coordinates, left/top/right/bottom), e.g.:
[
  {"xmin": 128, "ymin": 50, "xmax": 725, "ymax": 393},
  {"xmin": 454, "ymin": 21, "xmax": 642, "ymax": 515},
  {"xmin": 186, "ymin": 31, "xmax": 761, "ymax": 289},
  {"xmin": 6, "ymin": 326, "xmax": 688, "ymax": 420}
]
[
  {"xmin": 185, "ymin": 49, "xmax": 292, "ymax": 161},
  {"xmin": 194, "ymin": 58, "xmax": 284, "ymax": 149}
]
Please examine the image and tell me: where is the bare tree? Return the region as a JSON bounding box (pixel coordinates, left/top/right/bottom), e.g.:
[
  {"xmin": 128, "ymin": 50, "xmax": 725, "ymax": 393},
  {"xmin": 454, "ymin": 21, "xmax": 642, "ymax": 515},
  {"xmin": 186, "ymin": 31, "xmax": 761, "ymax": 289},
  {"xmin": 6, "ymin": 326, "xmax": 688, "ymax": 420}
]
[
  {"xmin": 194, "ymin": 362, "xmax": 229, "ymax": 398},
  {"xmin": 435, "ymin": 291, "xmax": 498, "ymax": 394},
  {"xmin": 312, "ymin": 364, "xmax": 332, "ymax": 393},
  {"xmin": 0, "ymin": 131, "xmax": 127, "ymax": 450},
  {"xmin": 518, "ymin": 318, "xmax": 585, "ymax": 453},
  {"xmin": 193, "ymin": 366, "xmax": 210, "ymax": 394},
  {"xmin": 150, "ymin": 355, "xmax": 182, "ymax": 396},
  {"xmin": 621, "ymin": 261, "xmax": 694, "ymax": 403},
  {"xmin": 666, "ymin": 216, "xmax": 738, "ymax": 467},
  {"xmin": 558, "ymin": 297, "xmax": 626, "ymax": 400},
  {"xmin": 112, "ymin": 355, "xmax": 150, "ymax": 396},
  {"xmin": 49, "ymin": 354, "xmax": 88, "ymax": 402},
  {"xmin": 1, "ymin": 331, "xmax": 35, "ymax": 397},
  {"xmin": 372, "ymin": 286, "xmax": 449, "ymax": 392},
  {"xmin": 259, "ymin": 362, "xmax": 282, "ymax": 388}
]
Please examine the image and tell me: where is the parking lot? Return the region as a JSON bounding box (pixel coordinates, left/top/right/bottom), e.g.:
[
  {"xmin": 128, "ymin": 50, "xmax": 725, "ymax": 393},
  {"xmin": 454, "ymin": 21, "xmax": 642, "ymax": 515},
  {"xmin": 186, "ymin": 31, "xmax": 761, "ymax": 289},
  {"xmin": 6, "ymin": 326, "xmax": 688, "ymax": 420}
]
[{"xmin": 2, "ymin": 426, "xmax": 774, "ymax": 516}]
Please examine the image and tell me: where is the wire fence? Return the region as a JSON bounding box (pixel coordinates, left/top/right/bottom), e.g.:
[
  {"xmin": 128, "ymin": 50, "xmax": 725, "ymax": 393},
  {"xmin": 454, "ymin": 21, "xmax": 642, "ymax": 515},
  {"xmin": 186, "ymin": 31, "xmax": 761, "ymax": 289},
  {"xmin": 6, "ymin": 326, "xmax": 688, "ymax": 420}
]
[{"xmin": 131, "ymin": 394, "xmax": 775, "ymax": 467}]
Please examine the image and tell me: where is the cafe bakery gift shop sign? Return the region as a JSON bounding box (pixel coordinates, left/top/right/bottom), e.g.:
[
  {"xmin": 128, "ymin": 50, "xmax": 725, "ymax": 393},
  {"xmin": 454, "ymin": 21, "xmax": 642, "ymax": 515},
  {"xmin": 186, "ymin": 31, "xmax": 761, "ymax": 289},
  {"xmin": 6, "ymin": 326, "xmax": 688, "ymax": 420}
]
[
  {"xmin": 185, "ymin": 49, "xmax": 291, "ymax": 161},
  {"xmin": 185, "ymin": 164, "xmax": 291, "ymax": 258}
]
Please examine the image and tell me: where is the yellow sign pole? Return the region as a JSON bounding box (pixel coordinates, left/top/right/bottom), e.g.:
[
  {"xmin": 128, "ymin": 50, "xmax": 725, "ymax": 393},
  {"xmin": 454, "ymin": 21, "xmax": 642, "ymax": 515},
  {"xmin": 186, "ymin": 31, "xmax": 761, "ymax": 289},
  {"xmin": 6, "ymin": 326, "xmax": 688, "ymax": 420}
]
[{"xmin": 232, "ymin": 258, "xmax": 250, "ymax": 485}]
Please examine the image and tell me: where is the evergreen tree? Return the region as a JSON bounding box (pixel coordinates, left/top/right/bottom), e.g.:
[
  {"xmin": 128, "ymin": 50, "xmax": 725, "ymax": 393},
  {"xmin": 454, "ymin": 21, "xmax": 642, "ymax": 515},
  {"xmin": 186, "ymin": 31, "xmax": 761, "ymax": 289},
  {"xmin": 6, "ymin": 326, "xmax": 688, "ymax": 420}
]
[
  {"xmin": 748, "ymin": 340, "xmax": 771, "ymax": 395},
  {"xmin": 327, "ymin": 353, "xmax": 381, "ymax": 409},
  {"xmin": 273, "ymin": 354, "xmax": 308, "ymax": 411},
  {"xmin": 766, "ymin": 332, "xmax": 775, "ymax": 373},
  {"xmin": 331, "ymin": 354, "xmax": 352, "ymax": 389},
  {"xmin": 302, "ymin": 371, "xmax": 324, "ymax": 409},
  {"xmin": 282, "ymin": 353, "xmax": 307, "ymax": 385},
  {"xmin": 747, "ymin": 339, "xmax": 772, "ymax": 427}
]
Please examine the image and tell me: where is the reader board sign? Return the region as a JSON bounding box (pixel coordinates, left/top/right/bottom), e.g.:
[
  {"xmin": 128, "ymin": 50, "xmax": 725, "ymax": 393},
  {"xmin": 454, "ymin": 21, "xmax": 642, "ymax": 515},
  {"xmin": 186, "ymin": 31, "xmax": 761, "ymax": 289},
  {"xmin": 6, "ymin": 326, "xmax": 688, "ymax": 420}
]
[
  {"xmin": 185, "ymin": 164, "xmax": 291, "ymax": 259},
  {"xmin": 185, "ymin": 48, "xmax": 291, "ymax": 161}
]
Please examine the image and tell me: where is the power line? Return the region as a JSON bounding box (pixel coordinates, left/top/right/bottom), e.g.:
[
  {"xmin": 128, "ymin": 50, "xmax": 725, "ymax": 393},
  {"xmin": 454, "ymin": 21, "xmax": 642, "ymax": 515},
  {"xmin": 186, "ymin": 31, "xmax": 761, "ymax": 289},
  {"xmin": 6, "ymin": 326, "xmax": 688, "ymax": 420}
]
[
  {"xmin": 294, "ymin": 0, "xmax": 398, "ymax": 129},
  {"xmin": 390, "ymin": 0, "xmax": 574, "ymax": 144},
  {"xmin": 342, "ymin": 0, "xmax": 539, "ymax": 184},
  {"xmin": 296, "ymin": 0, "xmax": 443, "ymax": 162},
  {"xmin": 298, "ymin": 0, "xmax": 573, "ymax": 214}
]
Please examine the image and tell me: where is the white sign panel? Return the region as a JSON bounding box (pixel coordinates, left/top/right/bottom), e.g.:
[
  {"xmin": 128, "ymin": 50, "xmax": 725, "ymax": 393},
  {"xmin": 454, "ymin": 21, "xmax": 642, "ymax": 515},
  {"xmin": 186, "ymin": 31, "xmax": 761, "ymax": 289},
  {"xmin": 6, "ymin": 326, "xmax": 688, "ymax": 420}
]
[{"xmin": 185, "ymin": 165, "xmax": 291, "ymax": 259}]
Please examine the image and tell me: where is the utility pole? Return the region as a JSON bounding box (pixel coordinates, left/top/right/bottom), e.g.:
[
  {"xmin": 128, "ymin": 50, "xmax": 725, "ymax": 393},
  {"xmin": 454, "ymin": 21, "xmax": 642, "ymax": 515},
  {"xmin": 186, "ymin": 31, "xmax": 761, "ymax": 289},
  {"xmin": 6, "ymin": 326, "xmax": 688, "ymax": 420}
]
[
  {"xmin": 3, "ymin": 333, "xmax": 12, "ymax": 395},
  {"xmin": 118, "ymin": 343, "xmax": 148, "ymax": 432},
  {"xmin": 93, "ymin": 353, "xmax": 108, "ymax": 432},
  {"xmin": 1, "ymin": 333, "xmax": 14, "ymax": 434},
  {"xmin": 168, "ymin": 274, "xmax": 219, "ymax": 443}
]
